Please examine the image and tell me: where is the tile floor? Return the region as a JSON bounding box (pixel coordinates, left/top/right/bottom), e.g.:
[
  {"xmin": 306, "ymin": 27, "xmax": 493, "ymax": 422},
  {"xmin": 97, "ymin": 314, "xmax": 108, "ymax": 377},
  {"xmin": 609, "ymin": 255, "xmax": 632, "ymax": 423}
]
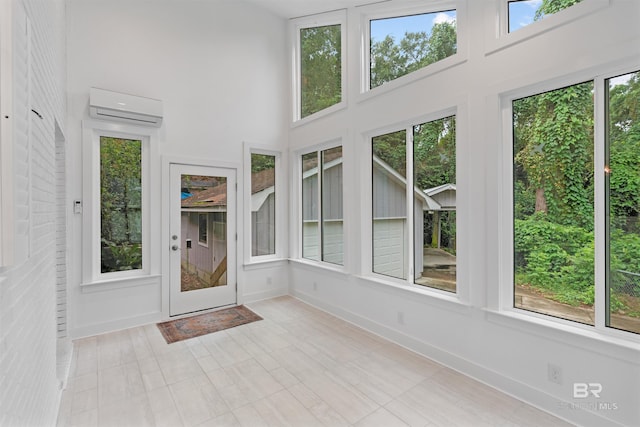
[{"xmin": 57, "ymin": 296, "xmax": 571, "ymax": 427}]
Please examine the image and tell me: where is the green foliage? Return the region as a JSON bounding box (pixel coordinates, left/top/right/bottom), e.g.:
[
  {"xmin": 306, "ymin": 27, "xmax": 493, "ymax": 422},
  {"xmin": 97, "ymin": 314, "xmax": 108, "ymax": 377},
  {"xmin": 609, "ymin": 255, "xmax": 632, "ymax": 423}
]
[
  {"xmin": 515, "ymin": 214, "xmax": 594, "ymax": 306},
  {"xmin": 514, "ymin": 81, "xmax": 594, "ymax": 229},
  {"xmin": 535, "ymin": 0, "xmax": 583, "ymax": 19},
  {"xmin": 101, "ymin": 239, "xmax": 142, "ymax": 272},
  {"xmin": 609, "ymin": 73, "xmax": 640, "ymax": 232},
  {"xmin": 251, "ymin": 153, "xmax": 276, "ymax": 173},
  {"xmin": 370, "ymin": 22, "xmax": 456, "ymax": 89},
  {"xmin": 100, "ymin": 137, "xmax": 142, "ymax": 273},
  {"xmin": 373, "ymin": 130, "xmax": 407, "ymax": 177},
  {"xmin": 300, "ymin": 25, "xmax": 341, "ymax": 118},
  {"xmin": 413, "ymin": 116, "xmax": 456, "ymax": 190}
]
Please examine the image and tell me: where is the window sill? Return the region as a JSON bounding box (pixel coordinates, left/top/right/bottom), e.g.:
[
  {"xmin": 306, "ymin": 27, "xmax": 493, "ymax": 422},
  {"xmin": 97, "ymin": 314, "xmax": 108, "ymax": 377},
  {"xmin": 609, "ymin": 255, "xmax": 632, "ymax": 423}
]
[
  {"xmin": 289, "ymin": 258, "xmax": 348, "ymax": 278},
  {"xmin": 243, "ymin": 257, "xmax": 288, "ymax": 270},
  {"xmin": 356, "ymin": 54, "xmax": 467, "ymax": 105},
  {"xmin": 354, "ymin": 274, "xmax": 471, "ymax": 316},
  {"xmin": 485, "ymin": 308, "xmax": 640, "ymax": 364},
  {"xmin": 80, "ymin": 274, "xmax": 161, "ymax": 293},
  {"xmin": 291, "ymin": 101, "xmax": 347, "ymax": 129}
]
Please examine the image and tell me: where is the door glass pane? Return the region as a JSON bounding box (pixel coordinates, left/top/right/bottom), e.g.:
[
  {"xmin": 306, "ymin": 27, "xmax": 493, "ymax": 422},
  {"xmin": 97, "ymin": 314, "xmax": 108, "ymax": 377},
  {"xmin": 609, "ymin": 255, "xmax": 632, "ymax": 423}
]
[
  {"xmin": 100, "ymin": 137, "xmax": 142, "ymax": 273},
  {"xmin": 180, "ymin": 174, "xmax": 227, "ymax": 292},
  {"xmin": 372, "ymin": 130, "xmax": 407, "ymax": 280},
  {"xmin": 606, "ymin": 70, "xmax": 640, "ymax": 335},
  {"xmin": 413, "ymin": 116, "xmax": 456, "ymax": 292}
]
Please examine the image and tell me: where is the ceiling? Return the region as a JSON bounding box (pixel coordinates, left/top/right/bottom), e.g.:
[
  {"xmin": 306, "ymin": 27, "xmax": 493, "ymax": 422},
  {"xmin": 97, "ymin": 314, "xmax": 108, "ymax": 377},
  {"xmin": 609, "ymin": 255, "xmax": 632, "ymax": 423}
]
[{"xmin": 241, "ymin": 0, "xmax": 387, "ymax": 19}]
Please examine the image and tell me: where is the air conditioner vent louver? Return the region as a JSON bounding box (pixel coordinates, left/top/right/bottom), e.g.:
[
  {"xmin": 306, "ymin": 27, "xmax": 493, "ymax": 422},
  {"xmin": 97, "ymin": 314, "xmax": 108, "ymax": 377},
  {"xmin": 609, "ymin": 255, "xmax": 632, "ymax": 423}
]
[{"xmin": 89, "ymin": 87, "xmax": 163, "ymax": 127}]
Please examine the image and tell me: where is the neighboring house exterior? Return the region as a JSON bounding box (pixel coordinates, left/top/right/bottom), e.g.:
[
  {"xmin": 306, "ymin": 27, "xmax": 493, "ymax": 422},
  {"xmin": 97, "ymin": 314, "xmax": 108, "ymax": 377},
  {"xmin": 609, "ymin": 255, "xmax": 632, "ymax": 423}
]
[
  {"xmin": 424, "ymin": 183, "xmax": 457, "ymax": 251},
  {"xmin": 371, "ymin": 155, "xmax": 442, "ymax": 280},
  {"xmin": 300, "ymin": 154, "xmax": 454, "ymax": 280},
  {"xmin": 180, "ymin": 178, "xmax": 228, "ymax": 286},
  {"xmin": 180, "ymin": 169, "xmax": 277, "ymax": 285},
  {"xmin": 250, "ymin": 168, "xmax": 276, "ymax": 257},
  {"xmin": 302, "ymin": 154, "xmax": 344, "ymax": 264}
]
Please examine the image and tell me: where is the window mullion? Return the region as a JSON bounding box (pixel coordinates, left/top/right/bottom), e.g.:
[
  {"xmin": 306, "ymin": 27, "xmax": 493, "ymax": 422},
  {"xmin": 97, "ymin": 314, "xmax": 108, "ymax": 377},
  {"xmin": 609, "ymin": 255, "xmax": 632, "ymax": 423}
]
[
  {"xmin": 406, "ymin": 127, "xmax": 415, "ymax": 284},
  {"xmin": 318, "ymin": 150, "xmax": 324, "ymax": 262},
  {"xmin": 594, "ymin": 75, "xmax": 607, "ymax": 330}
]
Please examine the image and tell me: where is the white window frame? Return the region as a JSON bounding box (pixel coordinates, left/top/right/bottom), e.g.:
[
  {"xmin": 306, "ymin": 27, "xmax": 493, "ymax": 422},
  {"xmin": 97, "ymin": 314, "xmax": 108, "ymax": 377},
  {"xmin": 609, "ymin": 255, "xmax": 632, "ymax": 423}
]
[
  {"xmin": 81, "ymin": 120, "xmax": 152, "ymax": 285},
  {"xmin": 243, "ymin": 143, "xmax": 285, "ymax": 265},
  {"xmin": 358, "ymin": 0, "xmax": 467, "ymax": 102},
  {"xmin": 291, "ymin": 9, "xmax": 347, "ymax": 125},
  {"xmin": 486, "ymin": 0, "xmax": 610, "ymax": 55},
  {"xmin": 363, "ymin": 106, "xmax": 468, "ymax": 304},
  {"xmin": 295, "ymin": 139, "xmax": 345, "ymax": 268},
  {"xmin": 498, "ymin": 65, "xmax": 640, "ymax": 342}
]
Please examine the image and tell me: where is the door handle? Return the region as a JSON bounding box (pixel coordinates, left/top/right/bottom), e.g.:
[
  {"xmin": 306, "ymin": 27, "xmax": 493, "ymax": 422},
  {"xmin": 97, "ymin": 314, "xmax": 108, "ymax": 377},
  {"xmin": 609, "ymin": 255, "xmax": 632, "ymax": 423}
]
[{"xmin": 171, "ymin": 245, "xmax": 179, "ymax": 251}]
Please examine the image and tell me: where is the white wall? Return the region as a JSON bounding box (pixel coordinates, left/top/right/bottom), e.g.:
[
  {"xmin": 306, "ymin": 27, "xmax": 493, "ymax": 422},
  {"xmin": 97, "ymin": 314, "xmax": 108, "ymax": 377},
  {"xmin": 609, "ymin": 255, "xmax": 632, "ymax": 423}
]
[
  {"xmin": 289, "ymin": 1, "xmax": 640, "ymax": 426},
  {"xmin": 0, "ymin": 0, "xmax": 67, "ymax": 425},
  {"xmin": 66, "ymin": 0, "xmax": 289, "ymax": 337}
]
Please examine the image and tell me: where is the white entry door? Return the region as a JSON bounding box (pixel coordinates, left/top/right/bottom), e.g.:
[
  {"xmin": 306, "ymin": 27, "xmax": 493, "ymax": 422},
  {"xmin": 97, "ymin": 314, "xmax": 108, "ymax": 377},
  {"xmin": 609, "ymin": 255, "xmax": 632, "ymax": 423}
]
[{"xmin": 169, "ymin": 163, "xmax": 236, "ymax": 316}]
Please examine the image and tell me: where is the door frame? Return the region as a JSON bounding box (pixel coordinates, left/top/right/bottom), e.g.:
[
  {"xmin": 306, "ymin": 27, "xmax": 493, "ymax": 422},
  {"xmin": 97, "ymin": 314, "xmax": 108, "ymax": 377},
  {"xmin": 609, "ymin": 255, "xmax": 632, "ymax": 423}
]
[{"xmin": 161, "ymin": 155, "xmax": 243, "ymax": 319}]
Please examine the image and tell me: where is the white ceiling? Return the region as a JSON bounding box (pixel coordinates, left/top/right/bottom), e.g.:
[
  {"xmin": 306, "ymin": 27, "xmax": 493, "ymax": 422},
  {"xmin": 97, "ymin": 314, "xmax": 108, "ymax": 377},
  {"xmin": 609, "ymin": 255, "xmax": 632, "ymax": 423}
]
[{"xmin": 241, "ymin": 0, "xmax": 382, "ymax": 19}]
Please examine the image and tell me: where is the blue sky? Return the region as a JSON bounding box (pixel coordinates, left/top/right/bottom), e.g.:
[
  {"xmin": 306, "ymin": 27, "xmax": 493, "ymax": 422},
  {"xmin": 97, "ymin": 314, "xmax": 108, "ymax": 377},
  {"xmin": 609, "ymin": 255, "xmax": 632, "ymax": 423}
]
[
  {"xmin": 508, "ymin": 0, "xmax": 542, "ymax": 32},
  {"xmin": 370, "ymin": 10, "xmax": 456, "ymax": 44}
]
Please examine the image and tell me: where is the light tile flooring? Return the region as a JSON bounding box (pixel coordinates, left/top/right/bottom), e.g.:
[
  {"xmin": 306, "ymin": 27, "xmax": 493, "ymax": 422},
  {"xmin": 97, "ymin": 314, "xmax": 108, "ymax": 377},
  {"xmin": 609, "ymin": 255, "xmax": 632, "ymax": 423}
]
[{"xmin": 57, "ymin": 296, "xmax": 571, "ymax": 427}]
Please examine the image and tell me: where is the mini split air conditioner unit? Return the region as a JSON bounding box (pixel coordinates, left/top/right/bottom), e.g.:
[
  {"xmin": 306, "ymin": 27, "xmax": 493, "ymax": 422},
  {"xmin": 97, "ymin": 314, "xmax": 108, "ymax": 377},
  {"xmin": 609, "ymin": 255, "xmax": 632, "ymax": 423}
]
[{"xmin": 89, "ymin": 87, "xmax": 163, "ymax": 127}]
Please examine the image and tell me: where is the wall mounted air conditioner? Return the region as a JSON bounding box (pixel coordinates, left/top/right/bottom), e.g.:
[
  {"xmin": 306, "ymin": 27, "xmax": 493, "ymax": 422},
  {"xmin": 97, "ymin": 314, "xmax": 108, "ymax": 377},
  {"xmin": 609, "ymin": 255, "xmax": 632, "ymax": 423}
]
[{"xmin": 89, "ymin": 87, "xmax": 163, "ymax": 127}]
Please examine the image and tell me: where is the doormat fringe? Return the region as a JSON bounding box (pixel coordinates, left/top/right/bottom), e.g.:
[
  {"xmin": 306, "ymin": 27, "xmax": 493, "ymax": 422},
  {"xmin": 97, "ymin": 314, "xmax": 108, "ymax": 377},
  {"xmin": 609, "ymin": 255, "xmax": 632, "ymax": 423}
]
[{"xmin": 157, "ymin": 305, "xmax": 262, "ymax": 344}]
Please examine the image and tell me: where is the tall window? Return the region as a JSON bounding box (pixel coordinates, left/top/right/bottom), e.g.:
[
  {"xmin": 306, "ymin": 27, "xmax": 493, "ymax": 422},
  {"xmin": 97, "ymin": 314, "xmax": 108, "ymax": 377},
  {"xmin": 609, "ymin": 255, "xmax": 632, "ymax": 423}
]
[
  {"xmin": 302, "ymin": 146, "xmax": 344, "ymax": 265},
  {"xmin": 369, "ymin": 9, "xmax": 457, "ymax": 89},
  {"xmin": 299, "ymin": 24, "xmax": 342, "ymax": 119},
  {"xmin": 508, "ymin": 0, "xmax": 583, "ymax": 33},
  {"xmin": 513, "ymin": 81, "xmax": 595, "ymax": 324},
  {"xmin": 100, "ymin": 137, "xmax": 142, "ymax": 273},
  {"xmin": 372, "ymin": 115, "xmax": 457, "ymax": 292},
  {"xmin": 414, "ymin": 116, "xmax": 457, "ymax": 292},
  {"xmin": 606, "ymin": 71, "xmax": 640, "ymax": 335},
  {"xmin": 372, "ymin": 130, "xmax": 407, "ymax": 280},
  {"xmin": 251, "ymin": 153, "xmax": 276, "ymax": 256},
  {"xmin": 511, "ymin": 73, "xmax": 640, "ymax": 335}
]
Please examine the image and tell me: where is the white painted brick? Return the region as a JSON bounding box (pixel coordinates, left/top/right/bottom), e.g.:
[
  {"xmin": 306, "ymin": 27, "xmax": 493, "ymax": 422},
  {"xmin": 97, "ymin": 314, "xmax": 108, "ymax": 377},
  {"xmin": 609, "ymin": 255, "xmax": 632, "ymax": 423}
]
[{"xmin": 0, "ymin": 0, "xmax": 66, "ymax": 426}]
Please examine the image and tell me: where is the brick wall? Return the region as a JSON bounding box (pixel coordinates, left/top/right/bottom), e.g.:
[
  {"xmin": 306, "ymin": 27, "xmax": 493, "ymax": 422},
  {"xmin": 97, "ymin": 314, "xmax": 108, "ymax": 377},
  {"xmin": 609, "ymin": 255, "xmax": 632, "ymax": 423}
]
[{"xmin": 0, "ymin": 0, "xmax": 66, "ymax": 425}]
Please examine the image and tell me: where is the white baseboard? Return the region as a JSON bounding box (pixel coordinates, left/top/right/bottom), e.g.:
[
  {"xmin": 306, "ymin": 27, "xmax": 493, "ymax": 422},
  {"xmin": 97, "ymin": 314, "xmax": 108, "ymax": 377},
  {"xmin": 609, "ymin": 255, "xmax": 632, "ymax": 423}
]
[
  {"xmin": 70, "ymin": 311, "xmax": 162, "ymax": 339},
  {"xmin": 242, "ymin": 288, "xmax": 288, "ymax": 304},
  {"xmin": 292, "ymin": 289, "xmax": 623, "ymax": 427}
]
